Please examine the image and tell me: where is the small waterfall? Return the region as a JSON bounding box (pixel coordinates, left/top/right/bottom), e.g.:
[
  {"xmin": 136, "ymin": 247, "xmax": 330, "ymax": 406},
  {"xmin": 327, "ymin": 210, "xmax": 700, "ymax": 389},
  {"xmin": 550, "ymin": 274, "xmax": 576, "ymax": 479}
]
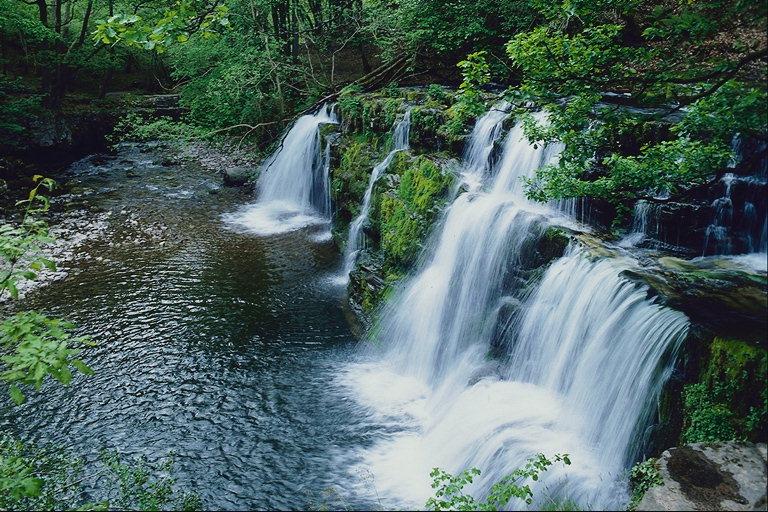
[
  {"xmin": 223, "ymin": 104, "xmax": 338, "ymax": 235},
  {"xmin": 345, "ymin": 107, "xmax": 690, "ymax": 510},
  {"xmin": 340, "ymin": 109, "xmax": 411, "ymax": 280},
  {"xmin": 375, "ymin": 113, "xmax": 555, "ymax": 384},
  {"xmin": 703, "ymin": 173, "xmax": 737, "ymax": 255},
  {"xmin": 460, "ymin": 101, "xmax": 510, "ymax": 189},
  {"xmin": 702, "ymin": 172, "xmax": 768, "ymax": 256},
  {"xmin": 619, "ymin": 200, "xmax": 659, "ymax": 247},
  {"xmin": 500, "ymin": 249, "xmax": 688, "ymax": 506}
]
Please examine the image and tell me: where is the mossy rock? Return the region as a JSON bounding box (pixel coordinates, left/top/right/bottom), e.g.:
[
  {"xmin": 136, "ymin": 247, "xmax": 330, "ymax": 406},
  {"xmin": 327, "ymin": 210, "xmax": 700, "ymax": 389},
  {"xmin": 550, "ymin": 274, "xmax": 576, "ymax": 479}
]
[
  {"xmin": 410, "ymin": 106, "xmax": 449, "ymax": 153},
  {"xmin": 330, "ymin": 132, "xmax": 387, "ymax": 226},
  {"xmin": 536, "ymin": 226, "xmax": 571, "ymax": 264},
  {"xmin": 370, "ymin": 152, "xmax": 454, "ymax": 271},
  {"xmin": 681, "ymin": 337, "xmax": 767, "ymax": 444},
  {"xmin": 623, "ymin": 258, "xmax": 767, "ymax": 344},
  {"xmin": 338, "ymin": 93, "xmax": 405, "ymax": 135},
  {"xmin": 347, "ymin": 251, "xmax": 405, "ymax": 320}
]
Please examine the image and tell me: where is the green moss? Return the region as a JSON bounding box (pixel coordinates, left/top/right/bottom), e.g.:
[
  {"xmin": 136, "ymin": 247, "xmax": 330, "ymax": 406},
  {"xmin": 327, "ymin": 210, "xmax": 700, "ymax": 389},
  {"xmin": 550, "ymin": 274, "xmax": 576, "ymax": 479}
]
[
  {"xmin": 538, "ymin": 227, "xmax": 570, "ymax": 263},
  {"xmin": 331, "ymin": 132, "xmax": 385, "ymax": 222},
  {"xmin": 681, "ymin": 337, "xmax": 767, "ymax": 443},
  {"xmin": 410, "ymin": 106, "xmax": 448, "ymax": 152},
  {"xmin": 374, "ymin": 153, "xmax": 454, "ymax": 270}
]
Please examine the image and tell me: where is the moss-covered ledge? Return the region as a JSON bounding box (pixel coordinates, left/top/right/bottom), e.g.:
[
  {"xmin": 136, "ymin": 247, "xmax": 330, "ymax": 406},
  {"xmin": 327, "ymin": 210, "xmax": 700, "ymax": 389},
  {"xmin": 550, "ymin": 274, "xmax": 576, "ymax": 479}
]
[{"xmin": 345, "ymin": 151, "xmax": 458, "ymax": 318}]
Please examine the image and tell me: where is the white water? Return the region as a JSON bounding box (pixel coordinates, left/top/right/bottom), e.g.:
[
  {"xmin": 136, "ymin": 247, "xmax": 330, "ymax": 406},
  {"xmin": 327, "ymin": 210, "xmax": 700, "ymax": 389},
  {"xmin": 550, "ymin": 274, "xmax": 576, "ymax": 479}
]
[
  {"xmin": 460, "ymin": 101, "xmax": 510, "ymax": 190},
  {"xmin": 343, "ymin": 109, "xmax": 690, "ymax": 510},
  {"xmin": 619, "ymin": 200, "xmax": 658, "ymax": 247},
  {"xmin": 223, "ymin": 104, "xmax": 337, "ymax": 235},
  {"xmin": 339, "ymin": 110, "xmax": 411, "ymax": 281}
]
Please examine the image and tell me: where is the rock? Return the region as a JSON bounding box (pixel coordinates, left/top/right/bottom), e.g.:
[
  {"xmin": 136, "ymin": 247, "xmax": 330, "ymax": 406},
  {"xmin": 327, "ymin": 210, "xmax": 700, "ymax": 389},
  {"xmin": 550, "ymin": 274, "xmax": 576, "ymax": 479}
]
[
  {"xmin": 637, "ymin": 442, "xmax": 768, "ymax": 511},
  {"xmin": 222, "ymin": 166, "xmax": 252, "ymax": 186},
  {"xmin": 623, "ymin": 257, "xmax": 768, "ymax": 344},
  {"xmin": 347, "ymin": 251, "xmax": 388, "ymax": 322}
]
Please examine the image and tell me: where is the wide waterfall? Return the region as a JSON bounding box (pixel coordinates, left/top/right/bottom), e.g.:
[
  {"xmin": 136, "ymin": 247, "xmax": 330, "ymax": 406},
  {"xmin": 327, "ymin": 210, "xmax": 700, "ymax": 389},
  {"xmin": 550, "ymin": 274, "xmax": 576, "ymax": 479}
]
[
  {"xmin": 340, "ymin": 109, "xmax": 412, "ymax": 281},
  {"xmin": 223, "ymin": 104, "xmax": 337, "ymax": 235},
  {"xmin": 343, "ymin": 107, "xmax": 690, "ymax": 510}
]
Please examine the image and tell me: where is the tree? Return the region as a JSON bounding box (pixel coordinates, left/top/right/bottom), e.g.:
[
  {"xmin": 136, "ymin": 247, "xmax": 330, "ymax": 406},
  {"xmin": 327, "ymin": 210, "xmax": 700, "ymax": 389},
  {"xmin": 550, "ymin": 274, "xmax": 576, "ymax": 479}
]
[{"xmin": 503, "ymin": 0, "xmax": 767, "ymax": 218}]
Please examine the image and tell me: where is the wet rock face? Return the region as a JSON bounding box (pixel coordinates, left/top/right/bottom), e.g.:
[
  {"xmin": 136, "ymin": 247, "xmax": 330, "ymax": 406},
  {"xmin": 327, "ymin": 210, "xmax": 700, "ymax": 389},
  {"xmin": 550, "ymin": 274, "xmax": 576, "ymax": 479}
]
[
  {"xmin": 347, "ymin": 250, "xmax": 387, "ymax": 323},
  {"xmin": 627, "ymin": 135, "xmax": 767, "ymax": 256},
  {"xmin": 623, "ymin": 257, "xmax": 768, "ymax": 345},
  {"xmin": 638, "ymin": 442, "xmax": 768, "ymax": 511}
]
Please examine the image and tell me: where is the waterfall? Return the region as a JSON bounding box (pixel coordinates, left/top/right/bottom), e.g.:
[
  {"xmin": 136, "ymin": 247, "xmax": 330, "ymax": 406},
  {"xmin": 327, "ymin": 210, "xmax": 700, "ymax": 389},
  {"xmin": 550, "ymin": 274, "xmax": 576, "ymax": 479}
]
[
  {"xmin": 340, "ymin": 109, "xmax": 411, "ymax": 281},
  {"xmin": 223, "ymin": 104, "xmax": 337, "ymax": 235},
  {"xmin": 460, "ymin": 101, "xmax": 510, "ymax": 189},
  {"xmin": 344, "ymin": 107, "xmax": 690, "ymax": 510},
  {"xmin": 619, "ymin": 200, "xmax": 659, "ymax": 247},
  {"xmin": 702, "ymin": 172, "xmax": 768, "ymax": 256},
  {"xmin": 703, "ymin": 172, "xmax": 737, "ymax": 255}
]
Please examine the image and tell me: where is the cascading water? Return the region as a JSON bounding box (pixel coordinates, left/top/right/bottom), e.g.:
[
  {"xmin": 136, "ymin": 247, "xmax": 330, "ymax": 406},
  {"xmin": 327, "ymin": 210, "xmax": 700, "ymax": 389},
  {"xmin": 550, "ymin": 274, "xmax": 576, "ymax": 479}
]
[
  {"xmin": 703, "ymin": 172, "xmax": 737, "ymax": 254},
  {"xmin": 619, "ymin": 200, "xmax": 659, "ymax": 247},
  {"xmin": 702, "ymin": 173, "xmax": 768, "ymax": 256},
  {"xmin": 339, "ymin": 109, "xmax": 411, "ymax": 281},
  {"xmin": 460, "ymin": 101, "xmax": 510, "ymax": 189},
  {"xmin": 223, "ymin": 104, "xmax": 337, "ymax": 235},
  {"xmin": 343, "ymin": 108, "xmax": 690, "ymax": 510}
]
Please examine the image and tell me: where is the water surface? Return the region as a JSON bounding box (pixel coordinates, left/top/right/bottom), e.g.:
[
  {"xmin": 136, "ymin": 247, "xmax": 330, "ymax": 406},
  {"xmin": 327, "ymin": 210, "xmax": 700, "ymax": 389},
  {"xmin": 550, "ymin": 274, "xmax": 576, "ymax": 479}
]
[{"xmin": 3, "ymin": 143, "xmax": 380, "ymax": 510}]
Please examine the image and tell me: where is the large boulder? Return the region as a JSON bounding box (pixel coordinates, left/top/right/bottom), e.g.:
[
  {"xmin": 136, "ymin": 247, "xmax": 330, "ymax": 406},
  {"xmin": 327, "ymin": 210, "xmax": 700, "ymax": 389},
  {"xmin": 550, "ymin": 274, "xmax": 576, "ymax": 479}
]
[
  {"xmin": 637, "ymin": 442, "xmax": 767, "ymax": 511},
  {"xmin": 222, "ymin": 166, "xmax": 252, "ymax": 186}
]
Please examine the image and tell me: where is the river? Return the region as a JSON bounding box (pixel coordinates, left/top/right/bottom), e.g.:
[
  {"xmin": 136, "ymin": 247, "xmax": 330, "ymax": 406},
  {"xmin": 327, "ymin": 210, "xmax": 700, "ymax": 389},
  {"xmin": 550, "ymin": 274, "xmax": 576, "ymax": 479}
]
[{"xmin": 2, "ymin": 142, "xmax": 386, "ymax": 510}]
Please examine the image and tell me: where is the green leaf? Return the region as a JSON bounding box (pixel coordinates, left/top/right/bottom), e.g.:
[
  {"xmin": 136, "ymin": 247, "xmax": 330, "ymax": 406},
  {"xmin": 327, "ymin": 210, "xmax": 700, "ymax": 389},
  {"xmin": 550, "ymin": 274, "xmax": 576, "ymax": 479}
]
[
  {"xmin": 9, "ymin": 384, "xmax": 25, "ymax": 405},
  {"xmin": 59, "ymin": 366, "xmax": 73, "ymax": 385},
  {"xmin": 72, "ymin": 359, "xmax": 95, "ymax": 376}
]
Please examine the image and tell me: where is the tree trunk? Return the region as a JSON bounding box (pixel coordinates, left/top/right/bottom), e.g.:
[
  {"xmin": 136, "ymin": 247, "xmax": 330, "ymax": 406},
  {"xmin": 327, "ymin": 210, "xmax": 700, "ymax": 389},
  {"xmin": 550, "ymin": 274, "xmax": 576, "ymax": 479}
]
[
  {"xmin": 54, "ymin": 0, "xmax": 62, "ymax": 34},
  {"xmin": 77, "ymin": 0, "xmax": 95, "ymax": 47},
  {"xmin": 290, "ymin": 0, "xmax": 299, "ymax": 61},
  {"xmin": 35, "ymin": 0, "xmax": 48, "ymax": 26},
  {"xmin": 62, "ymin": 0, "xmax": 72, "ymax": 37},
  {"xmin": 358, "ymin": 43, "xmax": 371, "ymax": 73}
]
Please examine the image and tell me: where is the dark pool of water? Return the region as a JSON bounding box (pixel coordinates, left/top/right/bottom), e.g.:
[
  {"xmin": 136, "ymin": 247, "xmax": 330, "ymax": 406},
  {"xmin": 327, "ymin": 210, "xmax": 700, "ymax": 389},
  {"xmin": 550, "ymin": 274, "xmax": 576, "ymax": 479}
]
[{"xmin": 2, "ymin": 143, "xmax": 379, "ymax": 510}]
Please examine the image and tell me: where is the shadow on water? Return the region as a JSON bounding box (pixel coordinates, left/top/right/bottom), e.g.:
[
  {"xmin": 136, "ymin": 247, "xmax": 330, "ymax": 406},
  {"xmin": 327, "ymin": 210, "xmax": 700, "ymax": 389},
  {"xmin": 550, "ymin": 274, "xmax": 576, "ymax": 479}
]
[{"xmin": 1, "ymin": 143, "xmax": 379, "ymax": 510}]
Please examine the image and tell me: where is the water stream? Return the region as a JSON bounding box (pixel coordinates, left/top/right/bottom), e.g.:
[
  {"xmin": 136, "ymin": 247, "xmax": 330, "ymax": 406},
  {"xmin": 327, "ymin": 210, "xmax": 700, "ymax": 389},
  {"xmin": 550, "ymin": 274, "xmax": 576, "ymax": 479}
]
[
  {"xmin": 4, "ymin": 106, "xmax": 703, "ymax": 511},
  {"xmin": 2, "ymin": 143, "xmax": 377, "ymax": 510}
]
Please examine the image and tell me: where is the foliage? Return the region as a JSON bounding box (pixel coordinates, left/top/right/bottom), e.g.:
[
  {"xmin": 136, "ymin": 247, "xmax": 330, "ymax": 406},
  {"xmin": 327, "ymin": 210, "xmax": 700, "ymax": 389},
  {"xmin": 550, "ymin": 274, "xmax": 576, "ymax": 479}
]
[
  {"xmin": 0, "ymin": 435, "xmax": 201, "ymax": 511},
  {"xmin": 109, "ymin": 113, "xmax": 206, "ymax": 144},
  {"xmin": 628, "ymin": 458, "xmax": 662, "ymax": 510},
  {"xmin": 0, "ymin": 77, "xmax": 47, "ymax": 150},
  {"xmin": 440, "ymin": 52, "xmax": 491, "ymax": 140},
  {"xmin": 92, "ymin": 2, "xmax": 230, "ymax": 52},
  {"xmin": 0, "ymin": 175, "xmax": 57, "ymax": 300},
  {"xmin": 363, "ymin": 0, "xmax": 537, "ymax": 65},
  {"xmin": 681, "ymin": 338, "xmax": 767, "ymax": 443},
  {"xmin": 681, "ymin": 382, "xmax": 738, "ymax": 443},
  {"xmin": 504, "ymin": 0, "xmax": 767, "ymax": 218},
  {"xmin": 1, "ymin": 311, "xmax": 95, "ymax": 405},
  {"xmin": 425, "ymin": 453, "xmax": 572, "ymax": 511},
  {"xmin": 98, "ymin": 451, "xmax": 201, "ymax": 511},
  {"xmin": 0, "ymin": 434, "xmax": 83, "ymax": 510}
]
